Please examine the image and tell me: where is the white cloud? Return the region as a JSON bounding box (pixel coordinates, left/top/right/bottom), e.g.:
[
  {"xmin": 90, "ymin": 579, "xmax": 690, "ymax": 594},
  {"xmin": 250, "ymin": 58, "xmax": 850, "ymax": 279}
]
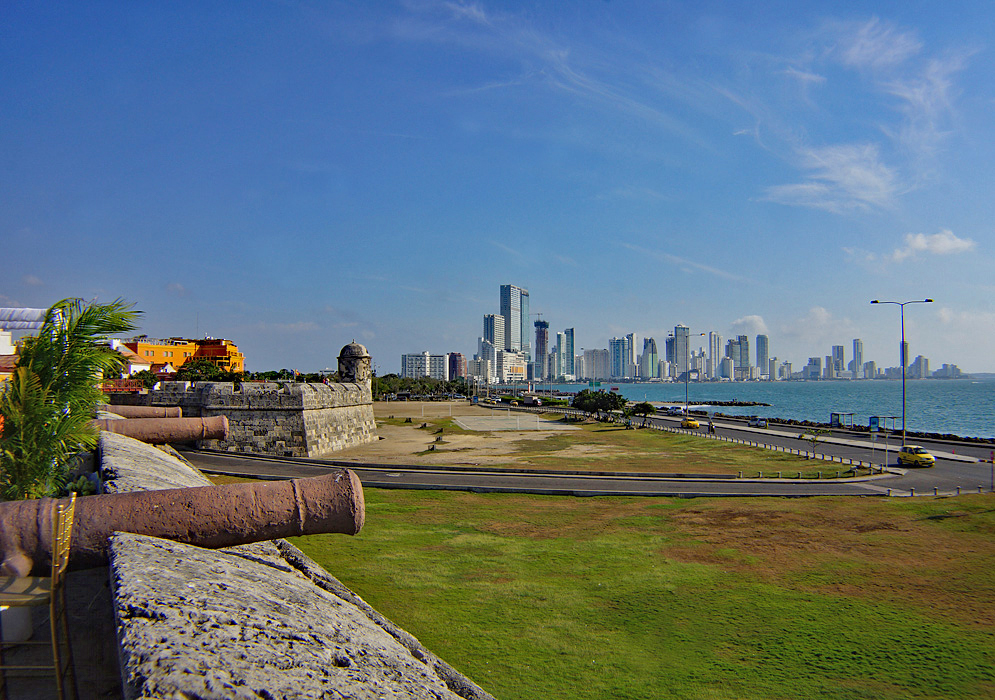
[
  {"xmin": 833, "ymin": 18, "xmax": 922, "ymax": 72},
  {"xmin": 730, "ymin": 315, "xmax": 768, "ymax": 336},
  {"xmin": 890, "ymin": 229, "xmax": 976, "ymax": 262},
  {"xmin": 780, "ymin": 67, "xmax": 826, "ymax": 85},
  {"xmin": 622, "ymin": 243, "xmax": 754, "ymax": 284},
  {"xmin": 763, "ymin": 143, "xmax": 898, "ymax": 213},
  {"xmin": 22, "ymin": 275, "xmax": 43, "ymax": 286},
  {"xmin": 165, "ymin": 282, "xmax": 187, "ymax": 296},
  {"xmin": 778, "ymin": 307, "xmax": 858, "ymax": 349}
]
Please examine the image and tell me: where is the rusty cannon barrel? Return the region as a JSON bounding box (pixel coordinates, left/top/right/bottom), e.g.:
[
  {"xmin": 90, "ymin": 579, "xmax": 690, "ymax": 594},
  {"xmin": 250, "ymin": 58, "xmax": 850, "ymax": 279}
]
[
  {"xmin": 90, "ymin": 415, "xmax": 228, "ymax": 443},
  {"xmin": 0, "ymin": 470, "xmax": 364, "ymax": 577},
  {"xmin": 98, "ymin": 404, "xmax": 183, "ymax": 419}
]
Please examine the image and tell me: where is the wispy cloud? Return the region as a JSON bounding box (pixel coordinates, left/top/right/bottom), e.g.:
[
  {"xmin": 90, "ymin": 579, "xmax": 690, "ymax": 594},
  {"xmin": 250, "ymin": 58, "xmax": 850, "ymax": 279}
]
[
  {"xmin": 890, "ymin": 229, "xmax": 976, "ymax": 262},
  {"xmin": 622, "ymin": 243, "xmax": 753, "ymax": 284},
  {"xmin": 763, "ymin": 143, "xmax": 898, "ymax": 212},
  {"xmin": 165, "ymin": 282, "xmax": 187, "ymax": 297},
  {"xmin": 832, "ymin": 17, "xmax": 922, "ymax": 71},
  {"xmin": 396, "ymin": 1, "xmax": 706, "ymax": 145},
  {"xmin": 22, "ymin": 275, "xmax": 43, "ymax": 286},
  {"xmin": 779, "ymin": 307, "xmax": 858, "ymax": 348}
]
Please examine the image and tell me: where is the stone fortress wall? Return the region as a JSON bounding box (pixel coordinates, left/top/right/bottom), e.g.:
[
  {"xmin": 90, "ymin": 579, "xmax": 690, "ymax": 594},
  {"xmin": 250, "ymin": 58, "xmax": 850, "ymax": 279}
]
[{"xmin": 147, "ymin": 342, "xmax": 378, "ymax": 458}]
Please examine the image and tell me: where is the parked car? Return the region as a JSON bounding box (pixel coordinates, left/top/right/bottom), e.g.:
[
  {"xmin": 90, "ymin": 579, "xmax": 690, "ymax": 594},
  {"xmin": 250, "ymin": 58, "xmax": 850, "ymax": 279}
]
[
  {"xmin": 667, "ymin": 406, "xmax": 685, "ymax": 416},
  {"xmin": 681, "ymin": 417, "xmax": 700, "ymax": 429},
  {"xmin": 747, "ymin": 418, "xmax": 769, "ymax": 428},
  {"xmin": 897, "ymin": 445, "xmax": 935, "ymax": 467}
]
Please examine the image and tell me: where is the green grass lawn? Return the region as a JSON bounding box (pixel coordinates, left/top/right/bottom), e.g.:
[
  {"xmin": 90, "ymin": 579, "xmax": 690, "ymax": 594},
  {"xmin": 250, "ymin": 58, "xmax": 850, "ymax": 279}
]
[
  {"xmin": 383, "ymin": 415, "xmax": 841, "ymax": 477},
  {"xmin": 289, "ymin": 490, "xmax": 995, "ymax": 700}
]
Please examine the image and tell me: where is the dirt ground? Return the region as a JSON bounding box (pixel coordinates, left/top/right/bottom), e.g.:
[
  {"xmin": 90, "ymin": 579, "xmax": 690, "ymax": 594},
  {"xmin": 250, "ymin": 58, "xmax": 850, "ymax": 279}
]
[{"xmin": 329, "ymin": 401, "xmax": 579, "ymax": 467}]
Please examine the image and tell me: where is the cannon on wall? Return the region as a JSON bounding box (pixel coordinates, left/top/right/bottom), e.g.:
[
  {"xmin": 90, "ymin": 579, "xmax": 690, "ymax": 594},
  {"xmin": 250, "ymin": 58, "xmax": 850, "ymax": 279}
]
[
  {"xmin": 0, "ymin": 470, "xmax": 364, "ymax": 577},
  {"xmin": 99, "ymin": 405, "xmax": 183, "ymax": 419},
  {"xmin": 90, "ymin": 415, "xmax": 229, "ymax": 443}
]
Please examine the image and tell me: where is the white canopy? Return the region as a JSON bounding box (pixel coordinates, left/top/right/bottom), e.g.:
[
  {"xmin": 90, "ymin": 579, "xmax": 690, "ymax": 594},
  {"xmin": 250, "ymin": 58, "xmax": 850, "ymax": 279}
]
[{"xmin": 0, "ymin": 307, "xmax": 48, "ymax": 330}]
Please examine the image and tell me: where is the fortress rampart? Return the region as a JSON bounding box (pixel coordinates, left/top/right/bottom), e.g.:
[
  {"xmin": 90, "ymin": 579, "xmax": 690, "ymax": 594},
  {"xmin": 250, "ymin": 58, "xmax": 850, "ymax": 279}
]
[{"xmin": 144, "ymin": 342, "xmax": 378, "ymax": 458}]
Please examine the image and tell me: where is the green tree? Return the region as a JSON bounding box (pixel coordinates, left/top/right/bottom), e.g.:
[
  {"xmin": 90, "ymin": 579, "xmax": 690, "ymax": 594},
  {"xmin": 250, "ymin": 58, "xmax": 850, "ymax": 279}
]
[
  {"xmin": 1, "ymin": 298, "xmax": 140, "ymax": 499},
  {"xmin": 130, "ymin": 369, "xmax": 159, "ymax": 390},
  {"xmin": 174, "ymin": 357, "xmax": 224, "ymax": 381},
  {"xmin": 803, "ymin": 428, "xmax": 832, "ymax": 460},
  {"xmin": 572, "ymin": 390, "xmax": 628, "ymax": 420},
  {"xmin": 631, "ymin": 401, "xmax": 657, "ymax": 427}
]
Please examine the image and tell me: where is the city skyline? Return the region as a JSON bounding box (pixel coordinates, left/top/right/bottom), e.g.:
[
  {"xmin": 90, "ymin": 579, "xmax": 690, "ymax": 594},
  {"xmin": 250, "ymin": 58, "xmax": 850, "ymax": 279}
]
[
  {"xmin": 2, "ymin": 3, "xmax": 993, "ymax": 372},
  {"xmin": 400, "ymin": 282, "xmax": 964, "ymax": 382}
]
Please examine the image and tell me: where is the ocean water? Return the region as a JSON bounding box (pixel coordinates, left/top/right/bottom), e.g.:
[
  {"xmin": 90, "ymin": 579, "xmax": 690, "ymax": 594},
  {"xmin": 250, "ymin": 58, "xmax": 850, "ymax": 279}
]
[{"xmin": 541, "ymin": 378, "xmax": 995, "ymax": 439}]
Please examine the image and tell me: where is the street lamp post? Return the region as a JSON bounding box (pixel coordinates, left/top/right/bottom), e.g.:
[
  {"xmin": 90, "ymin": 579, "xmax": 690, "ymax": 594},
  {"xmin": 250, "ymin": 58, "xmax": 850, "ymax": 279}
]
[
  {"xmin": 870, "ymin": 298, "xmax": 933, "ymax": 446},
  {"xmin": 670, "ymin": 329, "xmax": 707, "ymax": 418}
]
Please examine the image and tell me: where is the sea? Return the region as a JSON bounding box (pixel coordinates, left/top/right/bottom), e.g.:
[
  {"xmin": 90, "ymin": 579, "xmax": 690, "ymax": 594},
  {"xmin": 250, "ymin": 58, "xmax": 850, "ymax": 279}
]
[{"xmin": 536, "ymin": 378, "xmax": 995, "ymax": 439}]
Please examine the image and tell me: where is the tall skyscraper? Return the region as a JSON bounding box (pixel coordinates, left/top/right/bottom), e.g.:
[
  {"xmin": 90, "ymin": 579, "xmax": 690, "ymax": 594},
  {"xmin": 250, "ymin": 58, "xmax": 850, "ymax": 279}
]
[
  {"xmin": 609, "ymin": 336, "xmax": 629, "ymax": 378},
  {"xmin": 737, "ymin": 335, "xmax": 750, "ymax": 369},
  {"xmin": 708, "ymin": 332, "xmax": 722, "ymax": 379},
  {"xmin": 564, "ymin": 328, "xmax": 575, "ymax": 377},
  {"xmin": 533, "ymin": 320, "xmax": 549, "ymax": 379},
  {"xmin": 554, "ymin": 331, "xmax": 566, "ymax": 378},
  {"xmin": 483, "ymin": 314, "xmax": 505, "ymax": 351},
  {"xmin": 665, "ymin": 335, "xmax": 676, "ymax": 365},
  {"xmin": 756, "ymin": 335, "xmax": 769, "ymax": 380},
  {"xmin": 625, "ymin": 332, "xmax": 637, "ymax": 375},
  {"xmin": 499, "ymin": 284, "xmax": 530, "ymax": 360},
  {"xmin": 640, "ymin": 337, "xmax": 658, "ymax": 379},
  {"xmin": 832, "ymin": 345, "xmax": 845, "ymax": 375},
  {"xmin": 852, "ymin": 338, "xmax": 864, "ymax": 379},
  {"xmin": 674, "ymin": 325, "xmax": 690, "ymax": 377}
]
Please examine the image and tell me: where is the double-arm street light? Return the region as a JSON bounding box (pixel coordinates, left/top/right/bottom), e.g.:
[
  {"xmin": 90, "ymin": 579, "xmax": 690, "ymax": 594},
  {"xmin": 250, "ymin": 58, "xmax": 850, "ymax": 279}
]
[{"xmin": 870, "ymin": 298, "xmax": 933, "ymax": 446}]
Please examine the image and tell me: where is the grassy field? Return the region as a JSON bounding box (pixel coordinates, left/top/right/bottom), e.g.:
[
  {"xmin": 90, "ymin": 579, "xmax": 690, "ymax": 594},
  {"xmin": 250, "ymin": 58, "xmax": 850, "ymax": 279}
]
[
  {"xmin": 286, "ymin": 489, "xmax": 995, "ymax": 700},
  {"xmin": 374, "ymin": 412, "xmax": 841, "ymax": 477}
]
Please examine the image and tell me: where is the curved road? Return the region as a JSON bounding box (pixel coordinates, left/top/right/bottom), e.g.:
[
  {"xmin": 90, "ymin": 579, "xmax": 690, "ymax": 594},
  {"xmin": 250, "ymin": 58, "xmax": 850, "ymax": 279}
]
[{"xmin": 179, "ymin": 431, "xmax": 992, "ymax": 497}]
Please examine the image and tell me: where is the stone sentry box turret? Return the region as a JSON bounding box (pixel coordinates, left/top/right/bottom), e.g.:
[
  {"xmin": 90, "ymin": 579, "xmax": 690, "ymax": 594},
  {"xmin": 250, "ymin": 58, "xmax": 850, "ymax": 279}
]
[{"xmin": 150, "ymin": 342, "xmax": 377, "ymax": 458}]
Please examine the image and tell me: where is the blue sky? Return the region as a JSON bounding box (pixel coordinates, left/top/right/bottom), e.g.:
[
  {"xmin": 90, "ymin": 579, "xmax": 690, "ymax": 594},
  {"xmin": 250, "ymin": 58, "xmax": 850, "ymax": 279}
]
[{"xmin": 2, "ymin": 1, "xmax": 993, "ymax": 373}]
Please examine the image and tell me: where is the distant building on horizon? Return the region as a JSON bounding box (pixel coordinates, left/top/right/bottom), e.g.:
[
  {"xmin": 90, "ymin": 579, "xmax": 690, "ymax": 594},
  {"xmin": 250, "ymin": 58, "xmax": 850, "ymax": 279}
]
[
  {"xmin": 500, "ymin": 284, "xmax": 530, "ymax": 361},
  {"xmin": 123, "ymin": 337, "xmax": 245, "ymax": 373},
  {"xmin": 756, "ymin": 334, "xmax": 769, "ymax": 381}
]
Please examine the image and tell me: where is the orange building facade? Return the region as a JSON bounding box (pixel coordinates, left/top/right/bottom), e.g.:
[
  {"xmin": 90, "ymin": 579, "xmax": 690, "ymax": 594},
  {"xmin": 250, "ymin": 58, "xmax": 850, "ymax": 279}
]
[{"xmin": 123, "ymin": 337, "xmax": 245, "ymax": 373}]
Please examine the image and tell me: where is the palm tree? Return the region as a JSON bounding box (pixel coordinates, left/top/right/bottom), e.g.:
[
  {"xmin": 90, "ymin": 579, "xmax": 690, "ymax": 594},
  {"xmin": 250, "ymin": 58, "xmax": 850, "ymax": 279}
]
[{"xmin": 0, "ymin": 298, "xmax": 140, "ymax": 499}]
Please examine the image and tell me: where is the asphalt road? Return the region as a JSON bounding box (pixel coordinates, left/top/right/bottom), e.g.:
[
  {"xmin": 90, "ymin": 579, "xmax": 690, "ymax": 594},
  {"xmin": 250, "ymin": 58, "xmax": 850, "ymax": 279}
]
[{"xmin": 178, "ymin": 441, "xmax": 986, "ymax": 498}]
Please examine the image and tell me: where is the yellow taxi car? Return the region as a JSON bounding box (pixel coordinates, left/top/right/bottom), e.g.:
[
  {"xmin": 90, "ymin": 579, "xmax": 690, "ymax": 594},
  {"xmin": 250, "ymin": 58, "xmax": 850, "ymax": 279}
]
[
  {"xmin": 681, "ymin": 417, "xmax": 700, "ymax": 429},
  {"xmin": 897, "ymin": 445, "xmax": 935, "ymax": 467}
]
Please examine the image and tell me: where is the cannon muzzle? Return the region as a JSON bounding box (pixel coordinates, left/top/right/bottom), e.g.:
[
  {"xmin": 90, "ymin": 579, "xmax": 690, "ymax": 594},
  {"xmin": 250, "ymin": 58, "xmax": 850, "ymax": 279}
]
[{"xmin": 98, "ymin": 405, "xmax": 183, "ymax": 419}]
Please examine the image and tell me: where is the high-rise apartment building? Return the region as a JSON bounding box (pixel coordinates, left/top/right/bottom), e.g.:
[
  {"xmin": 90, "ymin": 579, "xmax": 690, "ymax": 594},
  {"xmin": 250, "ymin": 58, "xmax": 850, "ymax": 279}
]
[
  {"xmin": 554, "ymin": 331, "xmax": 567, "ymax": 378},
  {"xmin": 831, "ymin": 345, "xmax": 845, "ymax": 375},
  {"xmin": 483, "ymin": 314, "xmax": 505, "ymax": 351},
  {"xmin": 852, "ymin": 339, "xmax": 864, "ymax": 379},
  {"xmin": 564, "ymin": 328, "xmax": 575, "ymax": 377},
  {"xmin": 708, "ymin": 332, "xmax": 722, "ymax": 379},
  {"xmin": 640, "ymin": 337, "xmax": 658, "ymax": 379},
  {"xmin": 448, "ymin": 353, "xmax": 467, "ymax": 381},
  {"xmin": 756, "ymin": 335, "xmax": 769, "ymax": 380},
  {"xmin": 584, "ymin": 348, "xmax": 610, "ymax": 380},
  {"xmin": 674, "ymin": 325, "xmax": 690, "ymax": 377},
  {"xmin": 401, "ymin": 352, "xmax": 449, "ymax": 380},
  {"xmin": 533, "ymin": 320, "xmax": 549, "ymax": 379},
  {"xmin": 499, "ymin": 284, "xmax": 530, "ymax": 360},
  {"xmin": 609, "ymin": 336, "xmax": 630, "ymax": 378}
]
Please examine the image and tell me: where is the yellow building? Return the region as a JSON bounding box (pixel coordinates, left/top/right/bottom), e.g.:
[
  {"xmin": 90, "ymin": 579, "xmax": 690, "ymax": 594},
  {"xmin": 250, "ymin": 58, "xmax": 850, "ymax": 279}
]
[{"xmin": 123, "ymin": 337, "xmax": 245, "ymax": 373}]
